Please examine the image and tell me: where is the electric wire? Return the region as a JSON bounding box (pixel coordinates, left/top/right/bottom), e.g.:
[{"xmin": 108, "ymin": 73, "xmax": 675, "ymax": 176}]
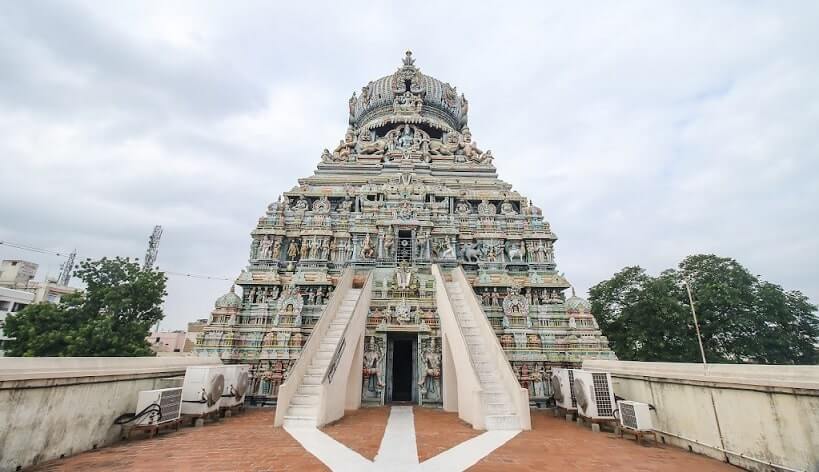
[
  {"xmin": 113, "ymin": 403, "xmax": 162, "ymax": 425},
  {"xmin": 0, "ymin": 240, "xmax": 232, "ymax": 281}
]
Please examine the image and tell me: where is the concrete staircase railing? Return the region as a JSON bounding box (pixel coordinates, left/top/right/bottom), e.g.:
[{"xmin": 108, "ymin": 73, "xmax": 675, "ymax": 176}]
[
  {"xmin": 440, "ymin": 265, "xmax": 531, "ymax": 430},
  {"xmin": 432, "ymin": 264, "xmax": 486, "ymax": 429},
  {"xmin": 274, "ymin": 268, "xmax": 354, "ymax": 427},
  {"xmin": 275, "ymin": 269, "xmax": 373, "ymax": 428}
]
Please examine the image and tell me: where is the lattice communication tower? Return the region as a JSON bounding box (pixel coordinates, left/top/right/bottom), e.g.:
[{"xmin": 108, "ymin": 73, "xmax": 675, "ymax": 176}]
[{"xmin": 143, "ymin": 225, "xmax": 163, "ymax": 270}]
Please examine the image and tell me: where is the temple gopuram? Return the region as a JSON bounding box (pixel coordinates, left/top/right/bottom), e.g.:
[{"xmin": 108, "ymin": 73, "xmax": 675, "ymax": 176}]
[{"xmin": 195, "ymin": 51, "xmax": 615, "ymax": 413}]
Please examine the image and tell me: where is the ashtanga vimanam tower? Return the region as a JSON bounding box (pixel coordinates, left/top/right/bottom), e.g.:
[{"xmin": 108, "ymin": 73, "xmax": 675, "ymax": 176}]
[{"xmin": 196, "ymin": 51, "xmax": 614, "ymax": 430}]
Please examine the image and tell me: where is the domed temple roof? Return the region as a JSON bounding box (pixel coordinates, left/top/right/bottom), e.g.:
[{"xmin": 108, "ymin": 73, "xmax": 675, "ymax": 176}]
[
  {"xmin": 215, "ymin": 285, "xmax": 241, "ymax": 309},
  {"xmin": 348, "ymin": 51, "xmax": 469, "ymax": 132},
  {"xmin": 565, "ymin": 288, "xmax": 592, "ymax": 314}
]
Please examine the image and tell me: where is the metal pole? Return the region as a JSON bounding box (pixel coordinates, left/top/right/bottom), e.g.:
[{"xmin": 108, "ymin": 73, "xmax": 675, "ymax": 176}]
[{"xmin": 683, "ymin": 280, "xmax": 708, "ymax": 371}]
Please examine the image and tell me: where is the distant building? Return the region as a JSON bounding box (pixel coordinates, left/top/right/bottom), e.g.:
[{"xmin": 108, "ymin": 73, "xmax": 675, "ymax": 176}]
[
  {"xmin": 0, "ymin": 286, "xmax": 35, "ymax": 356},
  {"xmin": 0, "ymin": 259, "xmax": 79, "ymax": 304},
  {"xmin": 28, "ymin": 280, "xmax": 78, "ymax": 304},
  {"xmin": 0, "ymin": 260, "xmax": 39, "ymax": 288},
  {"xmin": 147, "ymin": 331, "xmax": 188, "ymax": 353}
]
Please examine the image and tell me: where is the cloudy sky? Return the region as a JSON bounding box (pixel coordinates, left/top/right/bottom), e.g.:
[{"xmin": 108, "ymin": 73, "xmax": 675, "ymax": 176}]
[{"xmin": 1, "ymin": 1, "xmax": 817, "ymax": 330}]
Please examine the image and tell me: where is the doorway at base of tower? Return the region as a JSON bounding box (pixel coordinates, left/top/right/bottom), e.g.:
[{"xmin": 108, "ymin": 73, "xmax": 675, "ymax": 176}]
[{"xmin": 386, "ymin": 333, "xmax": 417, "ymax": 403}]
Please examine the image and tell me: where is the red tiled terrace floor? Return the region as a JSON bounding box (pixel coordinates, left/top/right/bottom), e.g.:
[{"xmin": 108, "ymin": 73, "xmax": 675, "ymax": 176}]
[{"xmin": 33, "ymin": 407, "xmax": 738, "ymax": 471}]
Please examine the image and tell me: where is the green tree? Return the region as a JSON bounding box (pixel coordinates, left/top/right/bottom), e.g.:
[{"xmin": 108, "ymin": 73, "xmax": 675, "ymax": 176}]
[
  {"xmin": 589, "ymin": 254, "xmax": 819, "ymax": 364},
  {"xmin": 5, "ymin": 257, "xmax": 167, "ymax": 356}
]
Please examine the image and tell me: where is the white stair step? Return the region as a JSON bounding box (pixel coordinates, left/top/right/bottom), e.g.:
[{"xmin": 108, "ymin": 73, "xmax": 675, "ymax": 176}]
[
  {"xmin": 485, "ymin": 414, "xmax": 520, "ymax": 430},
  {"xmin": 481, "ymin": 391, "xmax": 507, "ymax": 402},
  {"xmin": 288, "ymin": 405, "xmax": 317, "ymax": 417},
  {"xmin": 297, "ymin": 385, "xmax": 321, "ymax": 395},
  {"xmin": 485, "ymin": 402, "xmax": 512, "ymax": 415},
  {"xmin": 306, "ymin": 367, "xmax": 324, "ymax": 375},
  {"xmin": 302, "ymin": 375, "xmax": 323, "ymax": 385},
  {"xmin": 291, "ymin": 394, "xmax": 319, "ymax": 405},
  {"xmin": 283, "ymin": 416, "xmax": 317, "ymax": 428}
]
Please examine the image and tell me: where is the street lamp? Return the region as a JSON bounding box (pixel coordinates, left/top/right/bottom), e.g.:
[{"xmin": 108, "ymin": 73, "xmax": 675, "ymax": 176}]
[{"xmin": 682, "ymin": 279, "xmax": 708, "ymax": 372}]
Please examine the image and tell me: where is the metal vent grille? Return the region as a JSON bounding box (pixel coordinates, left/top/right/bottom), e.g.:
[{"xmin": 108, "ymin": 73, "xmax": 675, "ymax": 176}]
[
  {"xmin": 620, "ymin": 402, "xmax": 637, "ymax": 429},
  {"xmin": 158, "ymin": 388, "xmax": 182, "ymax": 423},
  {"xmin": 592, "ymin": 373, "xmax": 613, "ymax": 417},
  {"xmin": 568, "ymin": 369, "xmax": 577, "ymax": 408}
]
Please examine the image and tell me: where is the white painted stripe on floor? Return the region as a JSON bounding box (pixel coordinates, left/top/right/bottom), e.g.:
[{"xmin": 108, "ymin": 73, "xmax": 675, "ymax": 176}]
[
  {"xmin": 418, "ymin": 430, "xmax": 520, "ymax": 472},
  {"xmin": 373, "ymin": 406, "xmax": 419, "ymax": 470},
  {"xmin": 284, "ymin": 406, "xmax": 517, "ymax": 472},
  {"xmin": 284, "ymin": 424, "xmax": 374, "ymax": 471}
]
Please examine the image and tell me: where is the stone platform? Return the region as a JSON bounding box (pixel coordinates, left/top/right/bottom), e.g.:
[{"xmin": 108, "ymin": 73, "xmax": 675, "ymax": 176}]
[{"xmin": 33, "ymin": 407, "xmax": 736, "ymax": 471}]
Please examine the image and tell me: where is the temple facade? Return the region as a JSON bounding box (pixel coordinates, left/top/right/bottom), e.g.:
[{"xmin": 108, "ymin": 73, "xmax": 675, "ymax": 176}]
[{"xmin": 195, "ymin": 51, "xmax": 614, "ymax": 408}]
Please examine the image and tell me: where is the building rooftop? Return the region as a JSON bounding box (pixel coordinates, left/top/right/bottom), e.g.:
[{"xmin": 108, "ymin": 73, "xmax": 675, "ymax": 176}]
[{"xmin": 33, "ymin": 407, "xmax": 735, "ymax": 471}]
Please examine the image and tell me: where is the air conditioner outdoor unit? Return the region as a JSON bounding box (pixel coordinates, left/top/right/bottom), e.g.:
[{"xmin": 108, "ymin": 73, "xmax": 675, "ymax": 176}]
[
  {"xmin": 550, "ymin": 367, "xmax": 577, "ymax": 411},
  {"xmin": 617, "ymin": 400, "xmax": 653, "ymax": 432},
  {"xmin": 181, "ymin": 365, "xmax": 225, "ymax": 417},
  {"xmin": 134, "ymin": 387, "xmax": 182, "ymax": 426},
  {"xmin": 572, "ymin": 370, "xmax": 616, "ymax": 420},
  {"xmin": 221, "ymin": 364, "xmax": 250, "ymax": 408}
]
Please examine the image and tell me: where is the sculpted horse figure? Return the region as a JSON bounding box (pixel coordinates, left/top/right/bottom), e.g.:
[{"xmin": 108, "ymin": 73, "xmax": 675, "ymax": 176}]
[
  {"xmin": 460, "ymin": 242, "xmax": 482, "ymax": 263},
  {"xmin": 507, "ymin": 242, "xmax": 526, "ymax": 262}
]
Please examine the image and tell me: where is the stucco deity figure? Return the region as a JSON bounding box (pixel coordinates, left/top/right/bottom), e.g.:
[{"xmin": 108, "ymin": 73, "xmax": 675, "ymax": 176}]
[
  {"xmin": 293, "ymin": 198, "xmax": 309, "ymax": 211},
  {"xmin": 277, "ymin": 331, "xmax": 289, "ymax": 347},
  {"xmin": 482, "ymin": 290, "xmax": 491, "ymax": 306},
  {"xmin": 454, "ymin": 127, "xmax": 484, "ymax": 162},
  {"xmin": 500, "ymin": 201, "xmax": 517, "ymax": 216},
  {"xmin": 531, "ymin": 364, "xmax": 548, "ymax": 398},
  {"xmin": 418, "ymin": 338, "xmax": 441, "ymax": 396},
  {"xmin": 270, "ymin": 286, "xmax": 280, "ymax": 301},
  {"xmin": 329, "ymin": 238, "xmax": 339, "ymax": 261},
  {"xmin": 263, "ymin": 330, "xmax": 275, "ymax": 346},
  {"xmin": 394, "ymin": 262, "xmax": 414, "ymax": 290},
  {"xmin": 415, "ymin": 231, "xmax": 428, "ymax": 259},
  {"xmin": 300, "ymin": 239, "xmax": 311, "ymax": 259},
  {"xmin": 348, "ymin": 93, "xmax": 356, "ymax": 115},
  {"xmin": 383, "ymin": 229, "xmax": 395, "ymax": 258},
  {"xmin": 491, "ymin": 289, "xmax": 500, "ymax": 307},
  {"xmin": 321, "ymin": 149, "xmax": 332, "ymax": 163},
  {"xmin": 315, "ymin": 287, "xmax": 324, "ymax": 305},
  {"xmin": 397, "ymin": 124, "xmax": 414, "ymax": 149},
  {"xmin": 309, "ymin": 239, "xmax": 319, "ymax": 259},
  {"xmin": 363, "ymin": 337, "xmax": 384, "ymax": 391},
  {"xmin": 258, "ymin": 236, "xmax": 273, "ymax": 259},
  {"xmin": 307, "ymin": 289, "xmax": 316, "ymax": 305},
  {"xmin": 271, "ymin": 239, "xmax": 282, "ymax": 260},
  {"xmin": 455, "ymin": 200, "xmax": 471, "ymax": 215},
  {"xmin": 439, "ymin": 238, "xmax": 456, "ymax": 259},
  {"xmin": 486, "ymin": 245, "xmax": 497, "ymax": 262},
  {"xmin": 319, "ymin": 239, "xmax": 328, "ymax": 259},
  {"xmin": 360, "ymin": 233, "xmax": 375, "ymax": 259},
  {"xmin": 333, "ymin": 128, "xmax": 357, "ymax": 161}
]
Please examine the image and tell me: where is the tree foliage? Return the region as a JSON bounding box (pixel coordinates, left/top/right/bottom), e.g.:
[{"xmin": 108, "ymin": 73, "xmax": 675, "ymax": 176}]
[
  {"xmin": 589, "ymin": 254, "xmax": 819, "ymax": 364},
  {"xmin": 5, "ymin": 257, "xmax": 167, "ymax": 357}
]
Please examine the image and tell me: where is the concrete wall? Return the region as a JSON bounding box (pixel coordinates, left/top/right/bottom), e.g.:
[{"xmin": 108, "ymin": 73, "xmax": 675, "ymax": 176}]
[
  {"xmin": 583, "ymin": 360, "xmax": 819, "ymax": 472},
  {"xmin": 0, "ymin": 356, "xmax": 222, "ymax": 472}
]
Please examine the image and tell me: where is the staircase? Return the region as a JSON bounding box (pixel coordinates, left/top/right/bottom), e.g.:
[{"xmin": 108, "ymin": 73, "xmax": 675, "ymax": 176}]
[
  {"xmin": 445, "ymin": 281, "xmax": 522, "ymax": 430},
  {"xmin": 282, "ymin": 288, "xmax": 362, "ymax": 428}
]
